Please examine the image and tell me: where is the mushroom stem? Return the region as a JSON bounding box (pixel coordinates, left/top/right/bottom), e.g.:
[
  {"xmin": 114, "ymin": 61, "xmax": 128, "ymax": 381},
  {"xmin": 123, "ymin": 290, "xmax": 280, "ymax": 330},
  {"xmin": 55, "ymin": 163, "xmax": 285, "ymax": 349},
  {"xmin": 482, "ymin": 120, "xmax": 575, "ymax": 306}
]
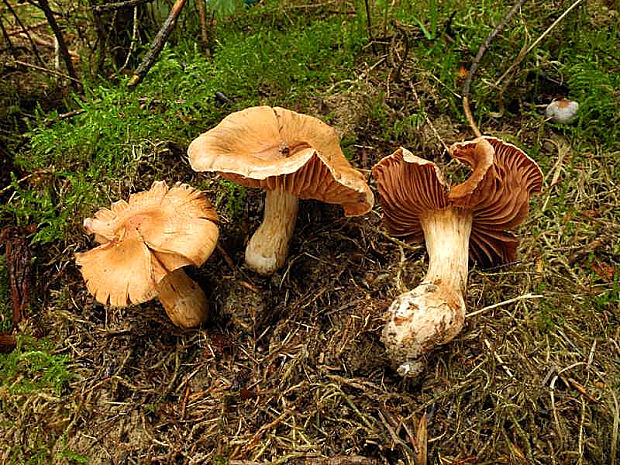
[
  {"xmin": 382, "ymin": 208, "xmax": 472, "ymax": 377},
  {"xmin": 245, "ymin": 186, "xmax": 299, "ymax": 275},
  {"xmin": 155, "ymin": 269, "xmax": 208, "ymax": 328}
]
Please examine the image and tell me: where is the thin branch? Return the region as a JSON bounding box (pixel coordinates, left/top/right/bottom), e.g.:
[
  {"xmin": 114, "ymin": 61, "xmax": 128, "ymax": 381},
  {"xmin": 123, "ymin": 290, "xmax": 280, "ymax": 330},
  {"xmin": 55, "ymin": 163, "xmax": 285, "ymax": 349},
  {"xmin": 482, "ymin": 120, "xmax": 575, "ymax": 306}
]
[
  {"xmin": 91, "ymin": 0, "xmax": 153, "ymax": 12},
  {"xmin": 466, "ymin": 293, "xmax": 543, "ymax": 318},
  {"xmin": 408, "ymin": 80, "xmax": 450, "ymax": 153},
  {"xmin": 6, "ymin": 19, "xmax": 48, "ymax": 36},
  {"xmin": 119, "ymin": 5, "xmax": 139, "ymax": 71},
  {"xmin": 33, "ymin": 0, "xmax": 80, "ymax": 88},
  {"xmin": 461, "ymin": 0, "xmax": 527, "ymax": 137},
  {"xmin": 0, "ymin": 15, "xmax": 18, "ymax": 60},
  {"xmin": 495, "ymin": 0, "xmax": 583, "ymax": 87},
  {"xmin": 12, "ymin": 59, "xmax": 81, "ymax": 83},
  {"xmin": 127, "ymin": 0, "xmax": 187, "ymax": 87},
  {"xmin": 1, "ymin": 0, "xmax": 45, "ymax": 65},
  {"xmin": 15, "ymin": 31, "xmax": 78, "ymax": 58},
  {"xmin": 362, "ymin": 0, "xmax": 376, "ymax": 54}
]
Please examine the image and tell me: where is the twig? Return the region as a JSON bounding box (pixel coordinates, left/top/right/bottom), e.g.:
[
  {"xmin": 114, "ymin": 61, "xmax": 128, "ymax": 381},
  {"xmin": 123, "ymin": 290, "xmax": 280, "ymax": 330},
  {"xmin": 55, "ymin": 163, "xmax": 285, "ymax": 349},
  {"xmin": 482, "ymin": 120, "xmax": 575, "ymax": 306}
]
[
  {"xmin": 0, "ymin": 169, "xmax": 52, "ymax": 195},
  {"xmin": 494, "ymin": 0, "xmax": 584, "ymax": 87},
  {"xmin": 377, "ymin": 410, "xmax": 414, "ymax": 456},
  {"xmin": 416, "ymin": 413, "xmax": 428, "ymax": 465},
  {"xmin": 33, "ymin": 0, "xmax": 80, "ymax": 88},
  {"xmin": 237, "ymin": 410, "xmax": 290, "ymax": 456},
  {"xmin": 127, "ymin": 0, "xmax": 187, "ymax": 87},
  {"xmin": 461, "ymin": 0, "xmax": 527, "ymax": 137},
  {"xmin": 229, "ymin": 458, "xmax": 378, "ymax": 465},
  {"xmin": 6, "ymin": 19, "xmax": 48, "ymax": 36},
  {"xmin": 119, "ymin": 5, "xmax": 139, "ymax": 71},
  {"xmin": 611, "ymin": 388, "xmax": 619, "ymax": 465},
  {"xmin": 1, "ymin": 0, "xmax": 45, "ymax": 65},
  {"xmin": 91, "ymin": 0, "xmax": 153, "ymax": 12},
  {"xmin": 12, "ymin": 59, "xmax": 81, "ymax": 83},
  {"xmin": 362, "ymin": 0, "xmax": 376, "ymax": 54},
  {"xmin": 0, "ymin": 15, "xmax": 18, "ymax": 60},
  {"xmin": 391, "ymin": 21, "xmax": 410, "ymax": 82},
  {"xmin": 408, "ymin": 80, "xmax": 450, "ymax": 153},
  {"xmin": 466, "ymin": 293, "xmax": 543, "ymax": 318},
  {"xmin": 484, "ymin": 339, "xmax": 514, "ymax": 378},
  {"xmin": 15, "ymin": 31, "xmax": 78, "ymax": 58}
]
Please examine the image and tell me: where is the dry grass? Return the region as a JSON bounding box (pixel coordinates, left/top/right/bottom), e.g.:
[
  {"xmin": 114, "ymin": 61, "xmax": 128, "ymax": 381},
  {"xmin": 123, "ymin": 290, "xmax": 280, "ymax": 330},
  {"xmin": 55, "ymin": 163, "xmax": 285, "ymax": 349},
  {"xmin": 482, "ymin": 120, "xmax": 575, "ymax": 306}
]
[{"xmin": 1, "ymin": 1, "xmax": 619, "ymax": 464}]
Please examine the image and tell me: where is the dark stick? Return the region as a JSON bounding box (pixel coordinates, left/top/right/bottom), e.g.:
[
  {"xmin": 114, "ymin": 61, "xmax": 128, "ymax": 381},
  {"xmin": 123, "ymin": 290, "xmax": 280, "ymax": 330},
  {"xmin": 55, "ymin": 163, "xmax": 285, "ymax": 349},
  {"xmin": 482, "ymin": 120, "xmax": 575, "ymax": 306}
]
[
  {"xmin": 461, "ymin": 0, "xmax": 527, "ymax": 137},
  {"xmin": 1, "ymin": 0, "xmax": 45, "ymax": 65},
  {"xmin": 362, "ymin": 0, "xmax": 376, "ymax": 54},
  {"xmin": 91, "ymin": 0, "xmax": 153, "ymax": 13},
  {"xmin": 13, "ymin": 59, "xmax": 81, "ymax": 83},
  {"xmin": 34, "ymin": 0, "xmax": 80, "ymax": 89},
  {"xmin": 0, "ymin": 15, "xmax": 18, "ymax": 60},
  {"xmin": 127, "ymin": 0, "xmax": 187, "ymax": 87}
]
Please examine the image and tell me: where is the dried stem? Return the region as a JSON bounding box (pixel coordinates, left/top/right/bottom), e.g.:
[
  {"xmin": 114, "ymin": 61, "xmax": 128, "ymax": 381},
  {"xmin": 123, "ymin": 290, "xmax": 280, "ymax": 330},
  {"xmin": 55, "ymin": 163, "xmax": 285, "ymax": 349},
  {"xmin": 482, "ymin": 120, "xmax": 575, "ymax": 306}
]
[
  {"xmin": 34, "ymin": 0, "xmax": 80, "ymax": 88},
  {"xmin": 362, "ymin": 0, "xmax": 376, "ymax": 54},
  {"xmin": 0, "ymin": 15, "xmax": 18, "ymax": 60},
  {"xmin": 91, "ymin": 0, "xmax": 153, "ymax": 13},
  {"xmin": 495, "ymin": 0, "xmax": 583, "ymax": 87},
  {"xmin": 1, "ymin": 0, "xmax": 45, "ymax": 65},
  {"xmin": 461, "ymin": 0, "xmax": 526, "ymax": 137},
  {"xmin": 127, "ymin": 0, "xmax": 187, "ymax": 87},
  {"xmin": 12, "ymin": 59, "xmax": 81, "ymax": 83},
  {"xmin": 119, "ymin": 5, "xmax": 139, "ymax": 71}
]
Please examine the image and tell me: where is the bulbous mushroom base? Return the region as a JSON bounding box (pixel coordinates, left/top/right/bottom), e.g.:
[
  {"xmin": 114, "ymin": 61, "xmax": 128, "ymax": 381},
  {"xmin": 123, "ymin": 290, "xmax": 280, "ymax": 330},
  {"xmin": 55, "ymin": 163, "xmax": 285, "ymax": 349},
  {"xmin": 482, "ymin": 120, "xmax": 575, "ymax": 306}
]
[
  {"xmin": 155, "ymin": 269, "xmax": 208, "ymax": 328},
  {"xmin": 381, "ymin": 282, "xmax": 466, "ymax": 377}
]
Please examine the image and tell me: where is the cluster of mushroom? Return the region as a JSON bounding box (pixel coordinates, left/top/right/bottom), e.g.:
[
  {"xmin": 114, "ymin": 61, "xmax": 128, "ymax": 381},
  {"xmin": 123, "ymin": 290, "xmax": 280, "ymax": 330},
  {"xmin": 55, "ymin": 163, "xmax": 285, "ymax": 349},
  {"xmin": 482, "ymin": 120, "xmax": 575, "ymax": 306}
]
[{"xmin": 75, "ymin": 106, "xmax": 542, "ymax": 377}]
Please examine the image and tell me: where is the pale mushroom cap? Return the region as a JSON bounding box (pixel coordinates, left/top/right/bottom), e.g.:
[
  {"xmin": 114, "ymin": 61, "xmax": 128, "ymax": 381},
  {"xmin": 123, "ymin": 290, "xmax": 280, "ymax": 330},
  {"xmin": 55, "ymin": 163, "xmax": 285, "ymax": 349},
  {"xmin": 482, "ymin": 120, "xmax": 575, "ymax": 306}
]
[
  {"xmin": 545, "ymin": 99, "xmax": 579, "ymax": 124},
  {"xmin": 373, "ymin": 137, "xmax": 543, "ymax": 267},
  {"xmin": 75, "ymin": 181, "xmax": 219, "ymax": 306},
  {"xmin": 187, "ymin": 106, "xmax": 374, "ymax": 216}
]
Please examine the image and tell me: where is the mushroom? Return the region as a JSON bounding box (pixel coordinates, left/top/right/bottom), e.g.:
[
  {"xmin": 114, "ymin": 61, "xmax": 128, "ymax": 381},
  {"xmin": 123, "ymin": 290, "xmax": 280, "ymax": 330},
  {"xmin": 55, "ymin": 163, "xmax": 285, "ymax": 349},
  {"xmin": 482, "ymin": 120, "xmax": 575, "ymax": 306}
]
[
  {"xmin": 372, "ymin": 137, "xmax": 543, "ymax": 376},
  {"xmin": 75, "ymin": 181, "xmax": 219, "ymax": 328},
  {"xmin": 187, "ymin": 106, "xmax": 374, "ymax": 275},
  {"xmin": 545, "ymin": 98, "xmax": 579, "ymax": 124}
]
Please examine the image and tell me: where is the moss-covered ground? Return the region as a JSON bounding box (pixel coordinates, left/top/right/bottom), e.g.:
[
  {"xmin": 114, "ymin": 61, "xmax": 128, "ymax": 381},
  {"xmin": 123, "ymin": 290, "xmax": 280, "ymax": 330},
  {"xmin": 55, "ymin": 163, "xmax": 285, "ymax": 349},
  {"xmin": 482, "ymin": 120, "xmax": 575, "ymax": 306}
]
[{"xmin": 0, "ymin": 0, "xmax": 618, "ymax": 463}]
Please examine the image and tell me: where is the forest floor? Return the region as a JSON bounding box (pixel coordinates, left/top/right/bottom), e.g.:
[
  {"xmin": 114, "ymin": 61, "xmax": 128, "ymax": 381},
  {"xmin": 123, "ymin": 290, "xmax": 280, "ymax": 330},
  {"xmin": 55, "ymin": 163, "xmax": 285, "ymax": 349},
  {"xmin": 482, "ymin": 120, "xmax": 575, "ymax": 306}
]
[{"xmin": 0, "ymin": 0, "xmax": 618, "ymax": 464}]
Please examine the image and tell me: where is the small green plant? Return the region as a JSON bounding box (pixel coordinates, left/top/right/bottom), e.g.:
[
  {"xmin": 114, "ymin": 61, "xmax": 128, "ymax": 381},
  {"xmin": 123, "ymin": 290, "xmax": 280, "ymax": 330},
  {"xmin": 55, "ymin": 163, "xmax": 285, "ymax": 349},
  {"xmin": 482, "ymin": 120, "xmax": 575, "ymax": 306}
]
[
  {"xmin": 0, "ymin": 337, "xmax": 74, "ymax": 396},
  {"xmin": 392, "ymin": 111, "xmax": 426, "ymax": 141},
  {"xmin": 411, "ymin": 0, "xmax": 440, "ymax": 40},
  {"xmin": 219, "ymin": 180, "xmax": 247, "ymax": 218},
  {"xmin": 57, "ymin": 437, "xmax": 89, "ymax": 464}
]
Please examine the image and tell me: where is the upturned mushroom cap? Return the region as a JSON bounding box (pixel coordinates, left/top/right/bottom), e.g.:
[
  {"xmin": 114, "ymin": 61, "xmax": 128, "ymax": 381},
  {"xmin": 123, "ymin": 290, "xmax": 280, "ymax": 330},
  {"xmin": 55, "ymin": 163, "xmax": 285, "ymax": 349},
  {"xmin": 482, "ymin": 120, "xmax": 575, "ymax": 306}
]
[
  {"xmin": 373, "ymin": 137, "xmax": 543, "ymax": 267},
  {"xmin": 372, "ymin": 147, "xmax": 449, "ymax": 244},
  {"xmin": 449, "ymin": 137, "xmax": 543, "ymax": 266},
  {"xmin": 187, "ymin": 106, "xmax": 374, "ymax": 216},
  {"xmin": 75, "ymin": 181, "xmax": 219, "ymax": 307}
]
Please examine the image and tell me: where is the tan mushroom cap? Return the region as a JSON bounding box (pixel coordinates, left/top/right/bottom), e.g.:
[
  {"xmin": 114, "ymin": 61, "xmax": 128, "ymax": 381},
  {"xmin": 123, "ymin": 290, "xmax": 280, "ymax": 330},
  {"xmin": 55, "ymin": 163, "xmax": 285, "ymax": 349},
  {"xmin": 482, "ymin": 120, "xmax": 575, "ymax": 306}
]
[
  {"xmin": 75, "ymin": 181, "xmax": 219, "ymax": 307},
  {"xmin": 372, "ymin": 137, "xmax": 543, "ymax": 267},
  {"xmin": 450, "ymin": 137, "xmax": 543, "ymax": 265},
  {"xmin": 187, "ymin": 106, "xmax": 374, "ymax": 216},
  {"xmin": 372, "ymin": 147, "xmax": 449, "ymax": 243}
]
